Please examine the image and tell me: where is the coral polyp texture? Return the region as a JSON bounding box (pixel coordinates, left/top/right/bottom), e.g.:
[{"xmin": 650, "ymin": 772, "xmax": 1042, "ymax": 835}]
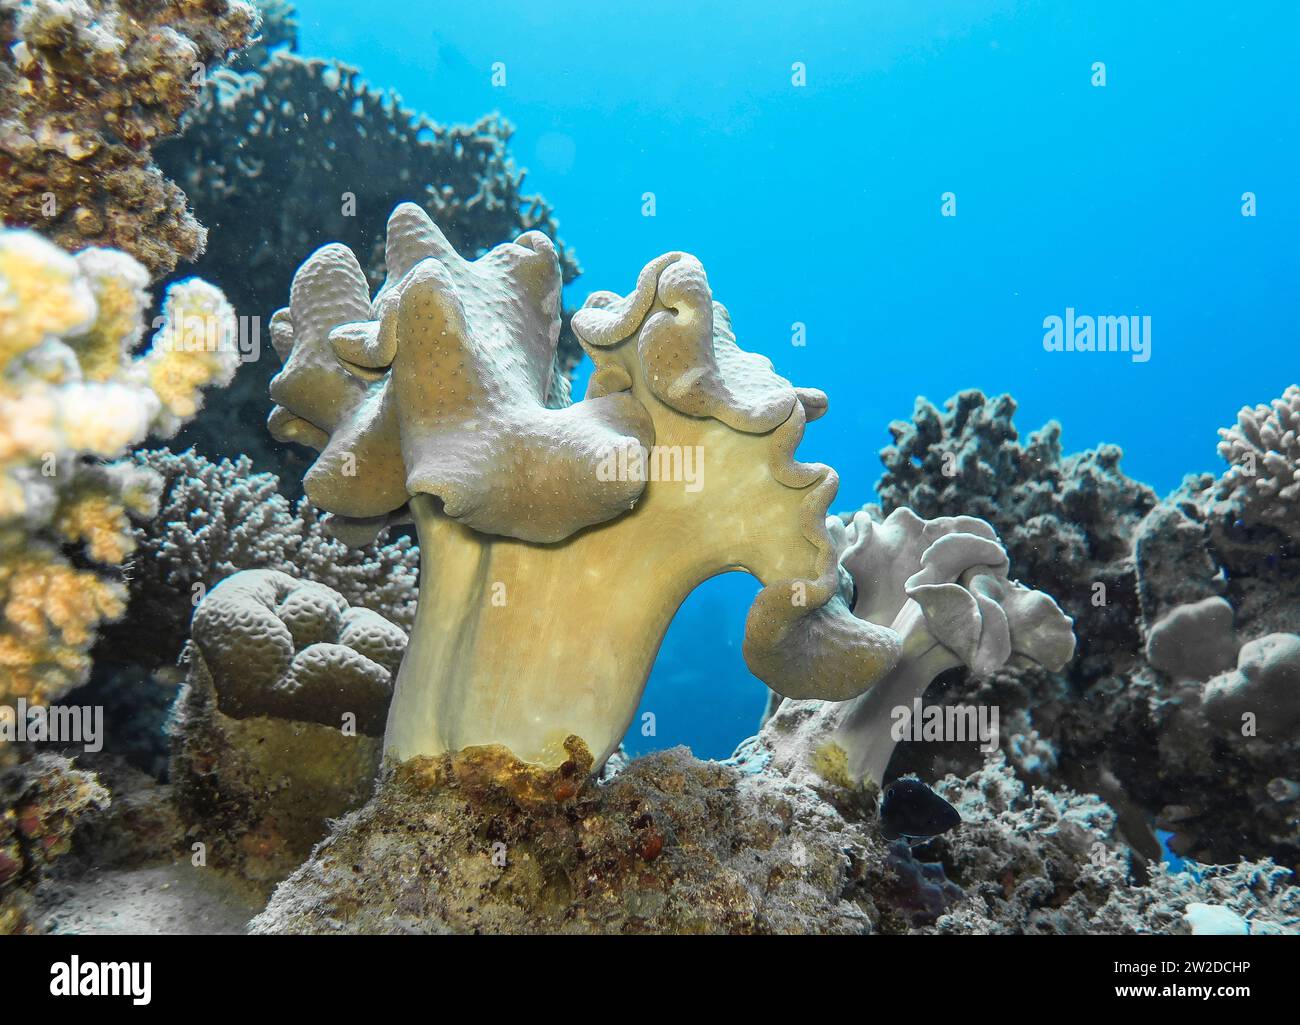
[
  {"xmin": 269, "ymin": 204, "xmax": 900, "ymax": 769},
  {"xmin": 191, "ymin": 568, "xmax": 405, "ymax": 734},
  {"xmin": 0, "ymin": 228, "xmax": 236, "ymax": 706},
  {"xmin": 761, "ymin": 508, "xmax": 1075, "ymax": 791},
  {"xmin": 0, "ymin": 0, "xmax": 257, "ymax": 277}
]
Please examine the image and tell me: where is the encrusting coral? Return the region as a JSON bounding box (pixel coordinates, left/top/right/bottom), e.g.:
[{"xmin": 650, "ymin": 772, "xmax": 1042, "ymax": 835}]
[
  {"xmin": 0, "ymin": 0, "xmax": 257, "ymax": 278},
  {"xmin": 0, "ymin": 754, "xmax": 108, "ymax": 933},
  {"xmin": 269, "ymin": 203, "xmax": 900, "ymax": 770},
  {"xmin": 761, "ymin": 508, "xmax": 1075, "ymax": 792},
  {"xmin": 0, "ymin": 229, "xmax": 237, "ymax": 707}
]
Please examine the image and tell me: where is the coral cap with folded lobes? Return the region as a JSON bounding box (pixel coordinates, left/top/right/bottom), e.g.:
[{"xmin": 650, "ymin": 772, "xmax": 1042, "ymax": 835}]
[
  {"xmin": 267, "ymin": 202, "xmax": 901, "ymax": 772},
  {"xmin": 762, "ymin": 508, "xmax": 1077, "ymax": 791}
]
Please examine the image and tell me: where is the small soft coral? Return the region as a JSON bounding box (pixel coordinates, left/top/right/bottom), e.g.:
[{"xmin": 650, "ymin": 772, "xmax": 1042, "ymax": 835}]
[
  {"xmin": 268, "ymin": 205, "xmax": 901, "ymax": 769},
  {"xmin": 762, "ymin": 508, "xmax": 1076, "ymax": 791}
]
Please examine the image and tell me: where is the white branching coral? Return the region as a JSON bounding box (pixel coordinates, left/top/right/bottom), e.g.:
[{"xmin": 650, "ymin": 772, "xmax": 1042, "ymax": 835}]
[
  {"xmin": 762, "ymin": 508, "xmax": 1076, "ymax": 790},
  {"xmin": 0, "ymin": 228, "xmax": 237, "ymax": 704},
  {"xmin": 1212, "ymin": 384, "xmax": 1300, "ymax": 537}
]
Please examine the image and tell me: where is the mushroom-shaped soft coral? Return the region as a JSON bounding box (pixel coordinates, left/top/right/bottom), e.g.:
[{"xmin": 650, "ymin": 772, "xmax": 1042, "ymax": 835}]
[
  {"xmin": 268, "ymin": 206, "xmax": 901, "ymax": 770},
  {"xmin": 267, "ymin": 204, "xmax": 653, "ymax": 544},
  {"xmin": 763, "ymin": 508, "xmax": 1076, "ymax": 790}
]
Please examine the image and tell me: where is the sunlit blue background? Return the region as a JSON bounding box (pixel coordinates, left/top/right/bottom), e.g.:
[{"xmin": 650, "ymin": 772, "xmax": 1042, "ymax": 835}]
[{"xmin": 298, "ymin": 0, "xmax": 1300, "ymax": 758}]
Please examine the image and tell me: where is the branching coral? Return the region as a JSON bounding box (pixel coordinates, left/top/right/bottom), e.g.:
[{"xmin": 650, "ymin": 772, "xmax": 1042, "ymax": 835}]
[
  {"xmin": 0, "ymin": 0, "xmax": 257, "ymax": 278},
  {"xmin": 1209, "ymin": 384, "xmax": 1300, "ymax": 540},
  {"xmin": 268, "ymin": 204, "xmax": 901, "ymax": 769},
  {"xmin": 761, "ymin": 509, "xmax": 1075, "ymax": 790},
  {"xmin": 102, "ymin": 447, "xmax": 417, "ymax": 663},
  {"xmin": 0, "ymin": 228, "xmax": 236, "ymax": 705},
  {"xmin": 874, "ymin": 389, "xmax": 1155, "ymax": 675}
]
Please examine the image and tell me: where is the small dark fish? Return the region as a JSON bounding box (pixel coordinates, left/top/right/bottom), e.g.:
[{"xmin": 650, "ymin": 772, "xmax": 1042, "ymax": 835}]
[{"xmin": 880, "ymin": 777, "xmax": 961, "ymax": 843}]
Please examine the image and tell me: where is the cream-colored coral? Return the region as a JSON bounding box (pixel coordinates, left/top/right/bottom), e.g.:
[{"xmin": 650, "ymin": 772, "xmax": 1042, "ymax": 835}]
[
  {"xmin": 268, "ymin": 205, "xmax": 900, "ymax": 770},
  {"xmin": 0, "ymin": 227, "xmax": 236, "ymax": 705},
  {"xmin": 761, "ymin": 508, "xmax": 1076, "ymax": 791},
  {"xmin": 190, "ymin": 569, "xmax": 406, "ymax": 735},
  {"xmin": 1213, "ymin": 384, "xmax": 1300, "ymax": 537}
]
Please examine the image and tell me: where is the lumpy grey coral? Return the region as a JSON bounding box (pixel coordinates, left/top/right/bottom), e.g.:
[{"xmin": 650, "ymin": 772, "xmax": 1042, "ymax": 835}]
[{"xmin": 0, "ymin": 0, "xmax": 257, "ymax": 277}]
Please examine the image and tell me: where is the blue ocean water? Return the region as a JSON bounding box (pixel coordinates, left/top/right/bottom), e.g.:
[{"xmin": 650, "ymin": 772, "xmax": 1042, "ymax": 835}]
[{"xmin": 299, "ymin": 1, "xmax": 1299, "ymax": 758}]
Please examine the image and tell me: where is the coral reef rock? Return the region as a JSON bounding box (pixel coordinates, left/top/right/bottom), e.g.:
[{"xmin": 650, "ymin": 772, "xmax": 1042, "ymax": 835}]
[
  {"xmin": 248, "ymin": 745, "xmax": 1298, "ymax": 935},
  {"xmin": 1, "ymin": 754, "xmax": 108, "ymax": 934},
  {"xmin": 0, "ymin": 0, "xmax": 257, "ymax": 277},
  {"xmin": 250, "ymin": 746, "xmax": 890, "ymax": 935},
  {"xmin": 921, "ymin": 754, "xmax": 1299, "ymax": 934}
]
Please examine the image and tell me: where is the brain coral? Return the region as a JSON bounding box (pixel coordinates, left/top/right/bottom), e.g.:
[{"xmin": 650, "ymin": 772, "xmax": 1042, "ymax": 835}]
[
  {"xmin": 270, "ymin": 204, "xmax": 901, "ymax": 769},
  {"xmin": 0, "ymin": 228, "xmax": 237, "ymax": 705},
  {"xmin": 0, "ymin": 0, "xmax": 257, "ymax": 277},
  {"xmin": 97, "ymin": 446, "xmax": 418, "ymax": 669},
  {"xmin": 190, "ymin": 568, "xmax": 406, "ymax": 734},
  {"xmin": 173, "ymin": 566, "xmax": 407, "ymax": 880}
]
